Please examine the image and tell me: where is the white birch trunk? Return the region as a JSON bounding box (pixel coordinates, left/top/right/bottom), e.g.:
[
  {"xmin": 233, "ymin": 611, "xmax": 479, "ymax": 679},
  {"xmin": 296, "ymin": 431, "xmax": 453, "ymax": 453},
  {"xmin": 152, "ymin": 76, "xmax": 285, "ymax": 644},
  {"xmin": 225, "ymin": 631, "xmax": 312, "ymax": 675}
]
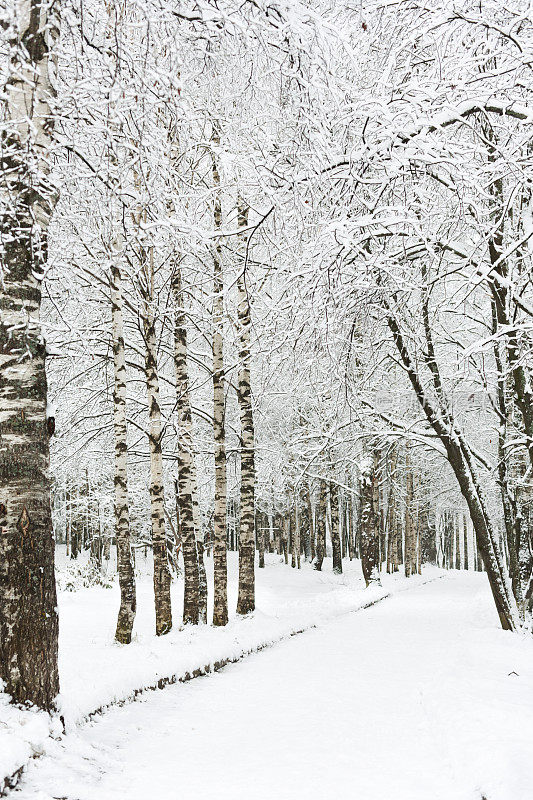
[
  {"xmin": 0, "ymin": 0, "xmax": 61, "ymax": 709},
  {"xmin": 111, "ymin": 241, "xmax": 136, "ymax": 643},
  {"xmin": 211, "ymin": 125, "xmax": 228, "ymax": 626},
  {"xmin": 172, "ymin": 264, "xmax": 200, "ymax": 625},
  {"xmin": 236, "ymin": 201, "xmax": 256, "ymax": 615},
  {"xmin": 142, "ymin": 276, "xmax": 172, "ymax": 635}
]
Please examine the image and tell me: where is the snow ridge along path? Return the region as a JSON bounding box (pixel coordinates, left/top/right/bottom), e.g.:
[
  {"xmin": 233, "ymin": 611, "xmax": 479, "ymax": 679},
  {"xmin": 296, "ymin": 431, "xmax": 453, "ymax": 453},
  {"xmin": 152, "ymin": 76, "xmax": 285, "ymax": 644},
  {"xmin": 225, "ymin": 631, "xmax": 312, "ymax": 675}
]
[
  {"xmin": 0, "ymin": 555, "xmax": 438, "ymax": 795},
  {"xmin": 13, "ymin": 570, "xmax": 533, "ymax": 800}
]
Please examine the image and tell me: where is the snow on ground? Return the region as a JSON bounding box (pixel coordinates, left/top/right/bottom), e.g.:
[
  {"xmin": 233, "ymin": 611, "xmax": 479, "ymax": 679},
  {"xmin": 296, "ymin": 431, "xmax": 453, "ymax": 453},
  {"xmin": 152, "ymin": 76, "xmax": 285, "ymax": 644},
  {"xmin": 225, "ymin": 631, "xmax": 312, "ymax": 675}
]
[
  {"xmin": 1, "ymin": 550, "xmax": 434, "ymax": 790},
  {"xmin": 14, "ymin": 571, "xmax": 533, "ymax": 800},
  {"xmin": 56, "ymin": 549, "xmax": 428, "ymax": 724}
]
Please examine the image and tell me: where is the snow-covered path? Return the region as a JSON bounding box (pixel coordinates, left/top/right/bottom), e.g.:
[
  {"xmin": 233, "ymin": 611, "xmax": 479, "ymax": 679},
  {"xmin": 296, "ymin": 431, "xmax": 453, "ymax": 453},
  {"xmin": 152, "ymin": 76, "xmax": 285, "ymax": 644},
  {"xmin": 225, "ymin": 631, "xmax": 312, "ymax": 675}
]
[{"xmin": 17, "ymin": 573, "xmax": 533, "ymax": 800}]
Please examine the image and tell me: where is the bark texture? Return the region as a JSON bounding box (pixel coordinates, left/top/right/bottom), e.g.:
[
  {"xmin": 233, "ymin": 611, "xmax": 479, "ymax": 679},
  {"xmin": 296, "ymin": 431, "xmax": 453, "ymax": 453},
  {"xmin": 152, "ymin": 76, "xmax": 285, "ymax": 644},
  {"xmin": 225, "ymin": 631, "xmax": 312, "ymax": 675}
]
[
  {"xmin": 172, "ymin": 264, "xmax": 200, "ymax": 625},
  {"xmin": 314, "ymin": 480, "xmax": 327, "ymax": 571},
  {"xmin": 463, "ymin": 515, "xmax": 469, "ymax": 571},
  {"xmin": 0, "ymin": 0, "xmax": 61, "ymax": 709},
  {"xmin": 330, "ymin": 481, "xmax": 342, "ymax": 574},
  {"xmin": 236, "ymin": 202, "xmax": 256, "ymax": 615},
  {"xmin": 404, "ymin": 445, "xmax": 417, "ymax": 577},
  {"xmin": 360, "ymin": 455, "xmax": 381, "ymax": 586},
  {"xmin": 142, "ymin": 287, "xmax": 172, "ymax": 635},
  {"xmin": 386, "ymin": 449, "xmax": 400, "ymax": 573},
  {"xmin": 211, "ymin": 125, "xmax": 228, "ymax": 626},
  {"xmin": 387, "ymin": 308, "xmax": 518, "ymax": 630},
  {"xmin": 257, "ymin": 511, "xmax": 266, "ymax": 568},
  {"xmin": 111, "ymin": 247, "xmax": 136, "ymax": 644}
]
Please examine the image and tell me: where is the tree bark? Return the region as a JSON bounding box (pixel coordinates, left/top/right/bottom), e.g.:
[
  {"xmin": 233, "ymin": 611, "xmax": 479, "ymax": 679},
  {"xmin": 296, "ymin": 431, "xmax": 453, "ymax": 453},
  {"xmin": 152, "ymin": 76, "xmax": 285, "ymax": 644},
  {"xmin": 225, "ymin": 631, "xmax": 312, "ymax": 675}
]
[
  {"xmin": 346, "ymin": 488, "xmax": 355, "ymax": 561},
  {"xmin": 172, "ymin": 264, "xmax": 200, "ymax": 625},
  {"xmin": 111, "ymin": 246, "xmax": 136, "ymax": 643},
  {"xmin": 0, "ymin": 0, "xmax": 61, "ymax": 709},
  {"xmin": 454, "ymin": 514, "xmax": 461, "ymax": 570},
  {"xmin": 404, "ymin": 445, "xmax": 417, "ymax": 577},
  {"xmin": 360, "ymin": 454, "xmax": 382, "ymax": 586},
  {"xmin": 294, "ymin": 501, "xmax": 301, "ymax": 569},
  {"xmin": 193, "ymin": 490, "xmax": 207, "ymax": 624},
  {"xmin": 386, "ymin": 448, "xmax": 399, "ymax": 573},
  {"xmin": 387, "ymin": 310, "xmax": 518, "ymax": 630},
  {"xmin": 307, "ymin": 480, "xmax": 315, "ymax": 561},
  {"xmin": 258, "ymin": 511, "xmax": 266, "ymax": 568},
  {"xmin": 330, "ymin": 481, "xmax": 342, "ymax": 574},
  {"xmin": 142, "ymin": 281, "xmax": 172, "ymax": 635},
  {"xmin": 236, "ymin": 201, "xmax": 256, "ymax": 616},
  {"xmin": 314, "ymin": 479, "xmax": 327, "ymax": 571},
  {"xmin": 463, "ymin": 514, "xmax": 469, "ymax": 571},
  {"xmin": 300, "ymin": 480, "xmax": 312, "ymax": 561},
  {"xmin": 211, "ymin": 124, "xmax": 228, "ymax": 626}
]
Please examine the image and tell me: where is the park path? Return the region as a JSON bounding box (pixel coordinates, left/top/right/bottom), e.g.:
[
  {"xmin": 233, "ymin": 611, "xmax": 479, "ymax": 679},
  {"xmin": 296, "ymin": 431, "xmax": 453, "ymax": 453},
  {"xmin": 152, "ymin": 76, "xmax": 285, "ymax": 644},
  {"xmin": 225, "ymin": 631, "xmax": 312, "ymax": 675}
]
[{"xmin": 16, "ymin": 573, "xmax": 533, "ymax": 800}]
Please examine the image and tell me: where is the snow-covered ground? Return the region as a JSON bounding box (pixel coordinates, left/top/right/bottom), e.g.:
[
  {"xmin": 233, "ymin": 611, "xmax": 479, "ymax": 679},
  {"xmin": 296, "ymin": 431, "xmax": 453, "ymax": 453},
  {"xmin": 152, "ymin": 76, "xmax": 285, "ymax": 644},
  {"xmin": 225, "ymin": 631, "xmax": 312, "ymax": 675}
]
[
  {"xmin": 1, "ymin": 550, "xmax": 434, "ymax": 792},
  {"xmin": 56, "ymin": 549, "xmax": 427, "ymax": 722},
  {"xmin": 12, "ymin": 570, "xmax": 533, "ymax": 800}
]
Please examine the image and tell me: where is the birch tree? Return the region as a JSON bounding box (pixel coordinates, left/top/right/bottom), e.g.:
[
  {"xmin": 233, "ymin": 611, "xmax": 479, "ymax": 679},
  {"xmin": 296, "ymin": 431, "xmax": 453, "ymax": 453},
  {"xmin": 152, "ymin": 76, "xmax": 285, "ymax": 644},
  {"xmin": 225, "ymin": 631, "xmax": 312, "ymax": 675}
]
[
  {"xmin": 236, "ymin": 201, "xmax": 255, "ymax": 616},
  {"xmin": 111, "ymin": 235, "xmax": 136, "ymax": 643},
  {"xmin": 360, "ymin": 454, "xmax": 381, "ymax": 587},
  {"xmin": 172, "ymin": 263, "xmax": 200, "ymax": 625},
  {"xmin": 211, "ymin": 125, "xmax": 228, "ymax": 626},
  {"xmin": 139, "ymin": 243, "xmax": 172, "ymax": 635},
  {"xmin": 0, "ymin": 0, "xmax": 61, "ymax": 709}
]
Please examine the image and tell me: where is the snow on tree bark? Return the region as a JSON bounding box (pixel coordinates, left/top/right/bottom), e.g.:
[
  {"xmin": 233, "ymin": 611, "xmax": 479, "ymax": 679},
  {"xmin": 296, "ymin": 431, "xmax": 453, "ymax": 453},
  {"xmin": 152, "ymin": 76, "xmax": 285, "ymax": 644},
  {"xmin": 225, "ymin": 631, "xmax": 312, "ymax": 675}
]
[
  {"xmin": 359, "ymin": 454, "xmax": 382, "ymax": 587},
  {"xmin": 330, "ymin": 480, "xmax": 342, "ymax": 574},
  {"xmin": 211, "ymin": 126, "xmax": 228, "ymax": 626},
  {"xmin": 404, "ymin": 445, "xmax": 417, "ymax": 578},
  {"xmin": 463, "ymin": 515, "xmax": 469, "ymax": 572},
  {"xmin": 307, "ymin": 480, "xmax": 315, "ymax": 561},
  {"xmin": 172, "ymin": 264, "xmax": 200, "ymax": 626},
  {"xmin": 313, "ymin": 479, "xmax": 327, "ymax": 571},
  {"xmin": 236, "ymin": 201, "xmax": 256, "ymax": 616},
  {"xmin": 192, "ymin": 491, "xmax": 207, "ymax": 624},
  {"xmin": 142, "ymin": 273, "xmax": 172, "ymax": 636},
  {"xmin": 386, "ymin": 311, "xmax": 519, "ymax": 631},
  {"xmin": 0, "ymin": 0, "xmax": 61, "ymax": 710},
  {"xmin": 111, "ymin": 243, "xmax": 136, "ymax": 644},
  {"xmin": 257, "ymin": 511, "xmax": 266, "ymax": 568}
]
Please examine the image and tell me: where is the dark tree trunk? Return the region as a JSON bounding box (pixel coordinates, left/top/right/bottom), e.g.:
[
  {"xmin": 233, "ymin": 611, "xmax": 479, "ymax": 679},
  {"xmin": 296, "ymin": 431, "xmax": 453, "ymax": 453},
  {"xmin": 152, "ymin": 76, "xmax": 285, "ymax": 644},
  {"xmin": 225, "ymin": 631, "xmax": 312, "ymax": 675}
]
[
  {"xmin": 257, "ymin": 511, "xmax": 266, "ymax": 568},
  {"xmin": 313, "ymin": 480, "xmax": 327, "ymax": 571},
  {"xmin": 360, "ymin": 455, "xmax": 381, "ymax": 586},
  {"xmin": 463, "ymin": 514, "xmax": 469, "ymax": 571},
  {"xmin": 330, "ymin": 481, "xmax": 342, "ymax": 574}
]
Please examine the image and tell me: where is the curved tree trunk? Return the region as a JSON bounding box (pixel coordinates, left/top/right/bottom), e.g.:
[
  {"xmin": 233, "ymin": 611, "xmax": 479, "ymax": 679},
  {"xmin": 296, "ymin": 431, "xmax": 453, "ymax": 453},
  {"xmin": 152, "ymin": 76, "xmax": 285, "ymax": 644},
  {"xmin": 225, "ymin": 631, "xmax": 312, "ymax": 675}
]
[
  {"xmin": 0, "ymin": 0, "xmax": 61, "ymax": 710},
  {"xmin": 387, "ymin": 310, "xmax": 518, "ymax": 630}
]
